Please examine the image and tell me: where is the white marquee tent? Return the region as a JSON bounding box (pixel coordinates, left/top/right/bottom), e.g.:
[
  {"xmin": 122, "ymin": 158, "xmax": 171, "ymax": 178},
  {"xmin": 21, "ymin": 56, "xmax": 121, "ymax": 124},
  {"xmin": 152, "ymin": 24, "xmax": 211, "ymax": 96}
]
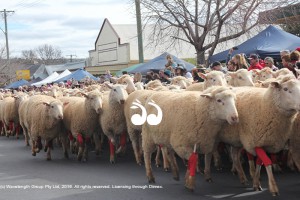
[
  {"xmin": 52, "ymin": 69, "xmax": 72, "ymax": 82},
  {"xmin": 32, "ymin": 72, "xmax": 59, "ymax": 87}
]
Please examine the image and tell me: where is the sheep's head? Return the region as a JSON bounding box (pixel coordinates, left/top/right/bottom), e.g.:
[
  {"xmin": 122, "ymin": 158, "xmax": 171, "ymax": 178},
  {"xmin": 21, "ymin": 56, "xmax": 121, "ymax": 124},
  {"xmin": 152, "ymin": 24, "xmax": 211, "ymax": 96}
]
[
  {"xmin": 227, "ymin": 69, "xmax": 254, "ymax": 87},
  {"xmin": 43, "ymin": 100, "xmax": 66, "ymax": 120},
  {"xmin": 171, "ymin": 76, "xmax": 188, "ymax": 89},
  {"xmin": 199, "ymin": 71, "xmax": 227, "ymax": 88},
  {"xmin": 106, "ymin": 84, "xmax": 128, "ymax": 104},
  {"xmin": 201, "ymin": 86, "xmax": 239, "ymax": 125},
  {"xmin": 270, "ymin": 76, "xmax": 300, "ymax": 112},
  {"xmin": 81, "ymin": 90, "xmax": 103, "ymax": 114}
]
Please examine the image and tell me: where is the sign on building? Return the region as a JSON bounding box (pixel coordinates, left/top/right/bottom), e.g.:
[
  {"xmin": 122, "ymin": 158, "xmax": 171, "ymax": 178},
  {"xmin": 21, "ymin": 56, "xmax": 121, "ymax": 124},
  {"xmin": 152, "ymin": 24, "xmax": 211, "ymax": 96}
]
[{"xmin": 16, "ymin": 70, "xmax": 30, "ymax": 80}]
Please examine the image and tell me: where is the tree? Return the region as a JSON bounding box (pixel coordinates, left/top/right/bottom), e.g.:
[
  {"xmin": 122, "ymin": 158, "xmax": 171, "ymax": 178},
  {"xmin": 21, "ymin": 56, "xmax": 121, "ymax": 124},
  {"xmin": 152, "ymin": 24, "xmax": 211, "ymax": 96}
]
[
  {"xmin": 35, "ymin": 44, "xmax": 64, "ymax": 65},
  {"xmin": 139, "ymin": 0, "xmax": 298, "ymax": 64},
  {"xmin": 21, "ymin": 49, "xmax": 37, "ymax": 63}
]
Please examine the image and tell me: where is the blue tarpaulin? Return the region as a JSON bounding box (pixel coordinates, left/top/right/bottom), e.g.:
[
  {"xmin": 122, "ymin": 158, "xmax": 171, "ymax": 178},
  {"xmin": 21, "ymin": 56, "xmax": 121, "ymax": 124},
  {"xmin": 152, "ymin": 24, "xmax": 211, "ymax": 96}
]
[
  {"xmin": 209, "ymin": 25, "xmax": 300, "ymax": 63},
  {"xmin": 55, "ymin": 69, "xmax": 98, "ymax": 82},
  {"xmin": 129, "ymin": 52, "xmax": 196, "ymax": 75},
  {"xmin": 5, "ymin": 79, "xmax": 29, "ymax": 89}
]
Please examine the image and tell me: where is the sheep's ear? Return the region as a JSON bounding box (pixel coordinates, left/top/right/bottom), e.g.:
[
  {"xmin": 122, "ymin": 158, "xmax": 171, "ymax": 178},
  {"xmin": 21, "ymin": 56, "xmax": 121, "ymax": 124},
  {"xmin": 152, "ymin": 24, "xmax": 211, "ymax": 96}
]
[
  {"xmin": 265, "ymin": 68, "xmax": 272, "ymax": 74},
  {"xmin": 105, "ymin": 83, "xmax": 113, "ymax": 89},
  {"xmin": 198, "ymin": 72, "xmax": 207, "ymax": 80},
  {"xmin": 270, "ymin": 81, "xmax": 281, "ymax": 88},
  {"xmin": 43, "ymin": 102, "xmax": 50, "ymax": 106},
  {"xmin": 227, "ymin": 71, "xmax": 236, "ymax": 78},
  {"xmin": 80, "ymin": 92, "xmax": 88, "ymax": 98},
  {"xmin": 252, "ymin": 69, "xmax": 260, "ymax": 75},
  {"xmin": 200, "ymin": 93, "xmax": 213, "ymax": 99},
  {"xmin": 13, "ymin": 95, "xmax": 19, "ymax": 100},
  {"xmin": 63, "ymin": 102, "xmax": 69, "ymax": 106}
]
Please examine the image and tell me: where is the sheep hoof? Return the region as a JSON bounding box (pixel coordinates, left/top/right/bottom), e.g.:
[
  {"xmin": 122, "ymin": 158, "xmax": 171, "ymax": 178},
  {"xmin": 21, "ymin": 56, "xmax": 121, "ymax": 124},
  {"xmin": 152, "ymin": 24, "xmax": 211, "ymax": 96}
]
[
  {"xmin": 148, "ymin": 178, "xmax": 155, "ymax": 184},
  {"xmin": 164, "ymin": 168, "xmax": 170, "ymax": 172},
  {"xmin": 173, "ymin": 176, "xmax": 180, "ymax": 181},
  {"xmin": 137, "ymin": 162, "xmax": 143, "ymax": 166},
  {"xmin": 241, "ymin": 180, "xmax": 249, "ymax": 186},
  {"xmin": 185, "ymin": 186, "xmax": 194, "ymax": 193},
  {"xmin": 16, "ymin": 136, "xmax": 19, "ymax": 140},
  {"xmin": 32, "ymin": 152, "xmax": 36, "ymax": 156},
  {"xmin": 254, "ymin": 186, "xmax": 262, "ymax": 191},
  {"xmin": 272, "ymin": 192, "xmax": 279, "ymax": 196},
  {"xmin": 46, "ymin": 157, "xmax": 51, "ymax": 161},
  {"xmin": 95, "ymin": 150, "xmax": 100, "ymax": 156},
  {"xmin": 216, "ymin": 167, "xmax": 223, "ymax": 171},
  {"xmin": 206, "ymin": 178, "xmax": 213, "ymax": 183},
  {"xmin": 44, "ymin": 147, "xmax": 48, "ymax": 152},
  {"xmin": 77, "ymin": 155, "xmax": 82, "ymax": 162},
  {"xmin": 110, "ymin": 160, "xmax": 115, "ymax": 164},
  {"xmin": 155, "ymin": 164, "xmax": 161, "ymax": 168}
]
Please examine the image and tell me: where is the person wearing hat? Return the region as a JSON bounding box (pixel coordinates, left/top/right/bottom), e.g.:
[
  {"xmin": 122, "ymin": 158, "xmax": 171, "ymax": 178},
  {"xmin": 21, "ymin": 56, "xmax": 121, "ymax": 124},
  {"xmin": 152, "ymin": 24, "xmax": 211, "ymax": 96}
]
[
  {"xmin": 210, "ymin": 61, "xmax": 227, "ymax": 74},
  {"xmin": 159, "ymin": 69, "xmax": 171, "ymax": 84},
  {"xmin": 175, "ymin": 64, "xmax": 185, "ymax": 76},
  {"xmin": 247, "ymin": 54, "xmax": 263, "ymax": 71}
]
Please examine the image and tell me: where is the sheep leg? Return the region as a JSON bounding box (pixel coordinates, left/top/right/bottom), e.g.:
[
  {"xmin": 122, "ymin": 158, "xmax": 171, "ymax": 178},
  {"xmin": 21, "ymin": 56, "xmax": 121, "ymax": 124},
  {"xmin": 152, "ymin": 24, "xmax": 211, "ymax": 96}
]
[
  {"xmin": 116, "ymin": 131, "xmax": 127, "ymax": 155},
  {"xmin": 36, "ymin": 136, "xmax": 42, "ymax": 152},
  {"xmin": 15, "ymin": 124, "xmax": 20, "ymax": 139},
  {"xmin": 109, "ymin": 139, "xmax": 115, "ymax": 164},
  {"xmin": 287, "ymin": 150, "xmax": 297, "ymax": 171},
  {"xmin": 253, "ymin": 161, "xmax": 262, "ymax": 191},
  {"xmin": 82, "ymin": 136, "xmax": 90, "ymax": 162},
  {"xmin": 46, "ymin": 140, "xmax": 53, "ymax": 161},
  {"xmin": 93, "ymin": 132, "xmax": 102, "ymax": 156},
  {"xmin": 155, "ymin": 145, "xmax": 162, "ymax": 168},
  {"xmin": 143, "ymin": 139, "xmax": 156, "ymax": 183},
  {"xmin": 271, "ymin": 153, "xmax": 282, "ymax": 173},
  {"xmin": 185, "ymin": 152, "xmax": 198, "ymax": 192},
  {"xmin": 21, "ymin": 125, "xmax": 29, "ymax": 146},
  {"xmin": 161, "ymin": 146, "xmax": 170, "ymax": 172},
  {"xmin": 213, "ymin": 150, "xmax": 222, "ymax": 171},
  {"xmin": 31, "ymin": 139, "xmax": 37, "ymax": 156},
  {"xmin": 68, "ymin": 132, "xmax": 75, "ymax": 154},
  {"xmin": 130, "ymin": 132, "xmax": 142, "ymax": 165},
  {"xmin": 166, "ymin": 149, "xmax": 180, "ymax": 181},
  {"xmin": 231, "ymin": 147, "xmax": 248, "ymax": 185},
  {"xmin": 60, "ymin": 134, "xmax": 69, "ymax": 159},
  {"xmin": 4, "ymin": 123, "xmax": 10, "ymax": 137},
  {"xmin": 77, "ymin": 133, "xmax": 84, "ymax": 161},
  {"xmin": 204, "ymin": 153, "xmax": 213, "ymax": 182},
  {"xmin": 254, "ymin": 147, "xmax": 279, "ymax": 196},
  {"xmin": 246, "ymin": 152, "xmax": 255, "ymax": 179}
]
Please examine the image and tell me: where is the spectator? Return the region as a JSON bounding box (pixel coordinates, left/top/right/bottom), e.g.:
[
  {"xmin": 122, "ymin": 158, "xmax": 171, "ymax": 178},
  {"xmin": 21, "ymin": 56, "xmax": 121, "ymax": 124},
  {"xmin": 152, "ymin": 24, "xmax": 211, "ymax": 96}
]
[
  {"xmin": 175, "ymin": 64, "xmax": 185, "ymax": 76},
  {"xmin": 247, "ymin": 54, "xmax": 263, "ymax": 71},
  {"xmin": 227, "ymin": 60, "xmax": 238, "ymax": 72},
  {"xmin": 165, "ymin": 54, "xmax": 177, "ymax": 76},
  {"xmin": 133, "ymin": 72, "xmax": 142, "ymax": 83},
  {"xmin": 282, "ymin": 54, "xmax": 297, "ymax": 77},
  {"xmin": 159, "ymin": 69, "xmax": 171, "ymax": 84},
  {"xmin": 191, "ymin": 67, "xmax": 205, "ymax": 82},
  {"xmin": 232, "ymin": 54, "xmax": 249, "ymax": 70},
  {"xmin": 144, "ymin": 74, "xmax": 154, "ymax": 84},
  {"xmin": 264, "ymin": 57, "xmax": 278, "ymax": 71},
  {"xmin": 280, "ymin": 50, "xmax": 290, "ymax": 59},
  {"xmin": 183, "ymin": 68, "xmax": 192, "ymax": 79},
  {"xmin": 122, "ymin": 71, "xmax": 128, "ymax": 75},
  {"xmin": 210, "ymin": 61, "xmax": 227, "ymax": 74},
  {"xmin": 290, "ymin": 50, "xmax": 300, "ymax": 68}
]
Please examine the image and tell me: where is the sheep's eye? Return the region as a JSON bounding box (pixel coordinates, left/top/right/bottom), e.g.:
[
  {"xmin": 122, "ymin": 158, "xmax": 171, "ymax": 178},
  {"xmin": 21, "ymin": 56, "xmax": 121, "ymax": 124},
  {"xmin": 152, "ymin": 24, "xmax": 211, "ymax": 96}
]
[
  {"xmin": 238, "ymin": 76, "xmax": 242, "ymax": 79},
  {"xmin": 283, "ymin": 88, "xmax": 288, "ymax": 91},
  {"xmin": 113, "ymin": 89, "xmax": 117, "ymax": 92},
  {"xmin": 51, "ymin": 106, "xmax": 54, "ymax": 108},
  {"xmin": 90, "ymin": 98, "xmax": 94, "ymax": 100},
  {"xmin": 217, "ymin": 99, "xmax": 222, "ymax": 103}
]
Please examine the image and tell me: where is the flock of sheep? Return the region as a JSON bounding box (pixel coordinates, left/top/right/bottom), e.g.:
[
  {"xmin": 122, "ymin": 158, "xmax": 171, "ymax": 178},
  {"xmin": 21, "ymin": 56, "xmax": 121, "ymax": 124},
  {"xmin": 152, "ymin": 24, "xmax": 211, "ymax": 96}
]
[{"xmin": 0, "ymin": 67, "xmax": 300, "ymax": 196}]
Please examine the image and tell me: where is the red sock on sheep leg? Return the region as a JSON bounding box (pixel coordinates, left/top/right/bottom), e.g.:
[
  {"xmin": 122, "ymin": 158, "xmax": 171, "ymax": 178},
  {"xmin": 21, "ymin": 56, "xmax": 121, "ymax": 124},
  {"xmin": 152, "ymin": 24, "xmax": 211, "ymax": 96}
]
[
  {"xmin": 256, "ymin": 157, "xmax": 264, "ymax": 166},
  {"xmin": 77, "ymin": 134, "xmax": 84, "ymax": 146},
  {"xmin": 68, "ymin": 133, "xmax": 74, "ymax": 141},
  {"xmin": 247, "ymin": 152, "xmax": 254, "ymax": 161},
  {"xmin": 120, "ymin": 132, "xmax": 126, "ymax": 147},
  {"xmin": 188, "ymin": 152, "xmax": 198, "ymax": 177},
  {"xmin": 255, "ymin": 147, "xmax": 272, "ymax": 166},
  {"xmin": 271, "ymin": 154, "xmax": 277, "ymax": 164}
]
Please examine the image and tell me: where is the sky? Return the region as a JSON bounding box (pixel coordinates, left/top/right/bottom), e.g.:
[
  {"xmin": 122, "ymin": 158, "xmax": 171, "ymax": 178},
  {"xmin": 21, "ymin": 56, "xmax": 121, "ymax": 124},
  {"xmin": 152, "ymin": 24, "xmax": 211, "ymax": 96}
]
[{"xmin": 0, "ymin": 0, "xmax": 136, "ymax": 59}]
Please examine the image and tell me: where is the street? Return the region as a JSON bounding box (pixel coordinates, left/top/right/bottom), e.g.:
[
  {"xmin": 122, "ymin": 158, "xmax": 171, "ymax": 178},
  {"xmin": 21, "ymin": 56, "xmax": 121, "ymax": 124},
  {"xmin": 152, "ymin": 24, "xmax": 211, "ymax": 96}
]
[{"xmin": 0, "ymin": 136, "xmax": 299, "ymax": 200}]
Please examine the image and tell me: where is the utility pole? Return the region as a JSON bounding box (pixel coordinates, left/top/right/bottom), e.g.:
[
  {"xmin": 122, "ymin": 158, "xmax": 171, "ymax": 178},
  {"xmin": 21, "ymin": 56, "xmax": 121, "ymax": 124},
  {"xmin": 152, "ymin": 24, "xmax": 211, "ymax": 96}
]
[
  {"xmin": 0, "ymin": 9, "xmax": 14, "ymax": 60},
  {"xmin": 66, "ymin": 54, "xmax": 77, "ymax": 62},
  {"xmin": 135, "ymin": 0, "xmax": 144, "ymax": 63}
]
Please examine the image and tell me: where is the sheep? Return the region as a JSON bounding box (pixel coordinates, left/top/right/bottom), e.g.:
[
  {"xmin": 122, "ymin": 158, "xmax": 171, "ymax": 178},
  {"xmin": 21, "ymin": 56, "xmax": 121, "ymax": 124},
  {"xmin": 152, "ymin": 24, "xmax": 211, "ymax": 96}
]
[
  {"xmin": 226, "ymin": 69, "xmax": 254, "ymax": 87},
  {"xmin": 141, "ymin": 86, "xmax": 239, "ymax": 191},
  {"xmin": 186, "ymin": 71, "xmax": 227, "ymax": 91},
  {"xmin": 99, "ymin": 84, "xmax": 128, "ymax": 163},
  {"xmin": 217, "ymin": 77, "xmax": 300, "ymax": 196},
  {"xmin": 144, "ymin": 80, "xmax": 164, "ymax": 90},
  {"xmin": 287, "ymin": 112, "xmax": 300, "ymax": 171},
  {"xmin": 25, "ymin": 95, "xmax": 68, "ymax": 160},
  {"xmin": 170, "ymin": 76, "xmax": 192, "ymax": 89},
  {"xmin": 2, "ymin": 93, "xmax": 27, "ymax": 138},
  {"xmin": 59, "ymin": 90, "xmax": 103, "ymax": 161}
]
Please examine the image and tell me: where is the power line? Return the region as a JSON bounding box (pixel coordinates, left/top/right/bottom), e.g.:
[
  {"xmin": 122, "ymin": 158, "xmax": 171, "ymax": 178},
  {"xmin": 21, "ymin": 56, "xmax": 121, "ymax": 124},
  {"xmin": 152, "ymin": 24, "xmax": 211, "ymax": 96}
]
[{"xmin": 0, "ymin": 9, "xmax": 15, "ymax": 60}]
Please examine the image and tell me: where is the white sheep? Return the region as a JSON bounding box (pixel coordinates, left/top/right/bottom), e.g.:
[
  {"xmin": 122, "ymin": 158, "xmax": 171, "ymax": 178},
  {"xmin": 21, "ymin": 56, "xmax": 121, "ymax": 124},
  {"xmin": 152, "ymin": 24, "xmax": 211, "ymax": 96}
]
[
  {"xmin": 59, "ymin": 90, "xmax": 103, "ymax": 161},
  {"xmin": 186, "ymin": 71, "xmax": 227, "ymax": 91},
  {"xmin": 217, "ymin": 77, "xmax": 300, "ymax": 196},
  {"xmin": 226, "ymin": 69, "xmax": 254, "ymax": 87},
  {"xmin": 141, "ymin": 86, "xmax": 239, "ymax": 191},
  {"xmin": 25, "ymin": 95, "xmax": 68, "ymax": 160},
  {"xmin": 99, "ymin": 84, "xmax": 128, "ymax": 163}
]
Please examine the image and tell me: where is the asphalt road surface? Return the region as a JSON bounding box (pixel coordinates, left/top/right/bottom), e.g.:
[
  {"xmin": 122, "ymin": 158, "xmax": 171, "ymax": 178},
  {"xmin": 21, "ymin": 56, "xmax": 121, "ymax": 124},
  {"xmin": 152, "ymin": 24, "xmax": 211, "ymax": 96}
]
[{"xmin": 0, "ymin": 136, "xmax": 299, "ymax": 200}]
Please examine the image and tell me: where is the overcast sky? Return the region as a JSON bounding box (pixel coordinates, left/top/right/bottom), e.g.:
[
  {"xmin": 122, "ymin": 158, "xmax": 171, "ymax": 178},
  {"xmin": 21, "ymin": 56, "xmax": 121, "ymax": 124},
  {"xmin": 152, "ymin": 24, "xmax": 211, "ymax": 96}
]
[{"xmin": 0, "ymin": 0, "xmax": 136, "ymax": 58}]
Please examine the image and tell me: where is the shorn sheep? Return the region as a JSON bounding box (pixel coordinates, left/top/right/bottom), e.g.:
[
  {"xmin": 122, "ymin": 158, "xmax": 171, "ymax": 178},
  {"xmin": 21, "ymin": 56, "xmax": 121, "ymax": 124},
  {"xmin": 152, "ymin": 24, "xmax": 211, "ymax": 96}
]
[
  {"xmin": 141, "ymin": 86, "xmax": 239, "ymax": 191},
  {"xmin": 186, "ymin": 71, "xmax": 227, "ymax": 91},
  {"xmin": 60, "ymin": 90, "xmax": 103, "ymax": 162},
  {"xmin": 99, "ymin": 84, "xmax": 128, "ymax": 163},
  {"xmin": 24, "ymin": 95, "xmax": 68, "ymax": 160},
  {"xmin": 218, "ymin": 76, "xmax": 300, "ymax": 196}
]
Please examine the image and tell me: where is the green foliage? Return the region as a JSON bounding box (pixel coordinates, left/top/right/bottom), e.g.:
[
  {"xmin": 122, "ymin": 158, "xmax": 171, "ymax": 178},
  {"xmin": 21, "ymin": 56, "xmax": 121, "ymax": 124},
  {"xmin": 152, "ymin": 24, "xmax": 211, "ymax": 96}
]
[{"xmin": 182, "ymin": 58, "xmax": 197, "ymax": 66}]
